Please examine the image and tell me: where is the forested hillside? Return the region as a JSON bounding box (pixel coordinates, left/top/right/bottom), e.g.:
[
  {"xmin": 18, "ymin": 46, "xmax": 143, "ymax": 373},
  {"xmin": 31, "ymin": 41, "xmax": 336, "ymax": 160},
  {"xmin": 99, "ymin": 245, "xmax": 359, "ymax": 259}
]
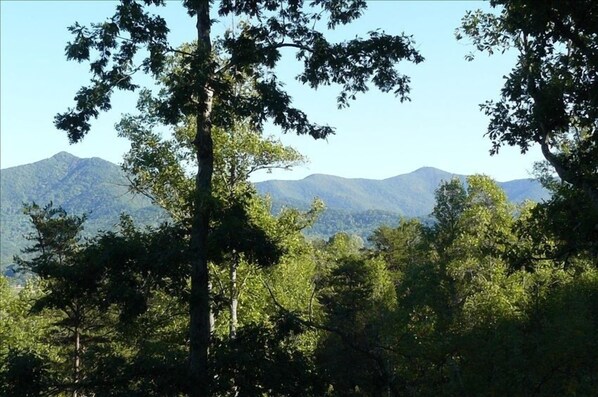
[
  {"xmin": 3, "ymin": 175, "xmax": 596, "ymax": 396},
  {"xmin": 1, "ymin": 153, "xmax": 547, "ymax": 273},
  {"xmin": 0, "ymin": 152, "xmax": 167, "ymax": 276},
  {"xmin": 258, "ymin": 167, "xmax": 548, "ymax": 215}
]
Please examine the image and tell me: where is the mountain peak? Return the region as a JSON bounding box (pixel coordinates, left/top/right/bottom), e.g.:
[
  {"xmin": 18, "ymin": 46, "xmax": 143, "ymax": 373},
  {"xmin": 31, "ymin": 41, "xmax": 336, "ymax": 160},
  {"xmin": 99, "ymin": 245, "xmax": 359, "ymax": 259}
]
[
  {"xmin": 51, "ymin": 151, "xmax": 78, "ymax": 161},
  {"xmin": 410, "ymin": 166, "xmax": 454, "ymax": 176}
]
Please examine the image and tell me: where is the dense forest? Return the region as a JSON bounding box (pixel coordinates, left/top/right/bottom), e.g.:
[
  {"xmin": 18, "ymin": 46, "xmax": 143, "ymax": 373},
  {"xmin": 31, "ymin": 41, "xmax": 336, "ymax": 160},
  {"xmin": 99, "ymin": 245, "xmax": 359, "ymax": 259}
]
[{"xmin": 2, "ymin": 0, "xmax": 597, "ymax": 396}]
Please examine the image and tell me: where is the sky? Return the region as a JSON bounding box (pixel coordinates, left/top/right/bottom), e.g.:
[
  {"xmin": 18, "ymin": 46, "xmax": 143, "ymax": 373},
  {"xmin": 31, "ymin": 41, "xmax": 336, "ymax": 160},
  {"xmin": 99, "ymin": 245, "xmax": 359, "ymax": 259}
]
[{"xmin": 0, "ymin": 1, "xmax": 545, "ymax": 182}]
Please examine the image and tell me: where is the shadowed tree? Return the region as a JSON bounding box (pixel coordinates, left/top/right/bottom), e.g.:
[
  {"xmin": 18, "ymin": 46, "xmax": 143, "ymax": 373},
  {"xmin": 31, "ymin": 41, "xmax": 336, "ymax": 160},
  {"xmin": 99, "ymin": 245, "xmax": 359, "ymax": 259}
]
[
  {"xmin": 55, "ymin": 1, "xmax": 423, "ymax": 394},
  {"xmin": 458, "ymin": 0, "xmax": 598, "ymax": 262},
  {"xmin": 457, "ymin": 0, "xmax": 598, "ymax": 209},
  {"xmin": 14, "ymin": 203, "xmax": 96, "ymax": 397}
]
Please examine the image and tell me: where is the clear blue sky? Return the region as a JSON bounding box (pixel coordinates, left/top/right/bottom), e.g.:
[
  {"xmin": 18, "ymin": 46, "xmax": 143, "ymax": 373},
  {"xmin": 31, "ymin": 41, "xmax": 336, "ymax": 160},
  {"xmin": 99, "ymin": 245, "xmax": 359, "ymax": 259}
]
[{"xmin": 0, "ymin": 1, "xmax": 544, "ymax": 182}]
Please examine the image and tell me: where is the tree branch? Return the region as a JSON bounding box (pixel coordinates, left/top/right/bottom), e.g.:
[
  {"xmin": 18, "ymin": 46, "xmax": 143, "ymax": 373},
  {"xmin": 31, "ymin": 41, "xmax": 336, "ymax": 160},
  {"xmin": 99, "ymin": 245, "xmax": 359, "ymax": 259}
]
[{"xmin": 271, "ymin": 42, "xmax": 314, "ymax": 53}]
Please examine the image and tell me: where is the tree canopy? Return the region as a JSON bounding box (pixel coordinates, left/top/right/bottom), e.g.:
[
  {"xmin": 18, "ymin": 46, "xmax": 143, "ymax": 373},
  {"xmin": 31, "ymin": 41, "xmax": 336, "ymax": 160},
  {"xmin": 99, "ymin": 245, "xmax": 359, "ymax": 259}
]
[
  {"xmin": 2, "ymin": 2, "xmax": 596, "ymax": 397},
  {"xmin": 55, "ymin": 2, "xmax": 424, "ymax": 395},
  {"xmin": 458, "ymin": 0, "xmax": 598, "ymax": 208}
]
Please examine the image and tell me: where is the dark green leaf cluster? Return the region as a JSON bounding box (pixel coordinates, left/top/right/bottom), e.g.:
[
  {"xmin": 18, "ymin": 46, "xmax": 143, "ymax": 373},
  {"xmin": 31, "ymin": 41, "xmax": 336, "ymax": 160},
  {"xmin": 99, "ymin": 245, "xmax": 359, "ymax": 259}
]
[
  {"xmin": 4, "ymin": 175, "xmax": 598, "ymax": 396},
  {"xmin": 458, "ymin": 0, "xmax": 598, "ymax": 210},
  {"xmin": 57, "ymin": 0, "xmax": 423, "ymax": 141},
  {"xmin": 209, "ymin": 200, "xmax": 283, "ymax": 269},
  {"xmin": 212, "ymin": 320, "xmax": 324, "ymax": 397},
  {"xmin": 56, "ymin": 0, "xmax": 171, "ymax": 142},
  {"xmin": 0, "ymin": 350, "xmax": 51, "ymax": 397},
  {"xmin": 297, "ymin": 30, "xmax": 423, "ymax": 107}
]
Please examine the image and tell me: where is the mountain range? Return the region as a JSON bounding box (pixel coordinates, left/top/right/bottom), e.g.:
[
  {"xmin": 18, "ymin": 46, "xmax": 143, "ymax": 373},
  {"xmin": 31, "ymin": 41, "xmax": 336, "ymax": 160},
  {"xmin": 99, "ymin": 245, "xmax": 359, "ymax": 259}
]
[
  {"xmin": 1, "ymin": 152, "xmax": 549, "ymax": 275},
  {"xmin": 256, "ymin": 167, "xmax": 548, "ymax": 216}
]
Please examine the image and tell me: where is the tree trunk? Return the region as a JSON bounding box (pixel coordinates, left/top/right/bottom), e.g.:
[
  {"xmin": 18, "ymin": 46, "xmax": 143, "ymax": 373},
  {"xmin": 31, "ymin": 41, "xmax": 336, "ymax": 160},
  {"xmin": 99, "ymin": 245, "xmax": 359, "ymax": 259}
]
[
  {"xmin": 209, "ymin": 281, "xmax": 216, "ymax": 334},
  {"xmin": 189, "ymin": 1, "xmax": 213, "ymax": 397},
  {"xmin": 189, "ymin": 87, "xmax": 214, "ymax": 397},
  {"xmin": 229, "ymin": 254, "xmax": 239, "ymax": 338},
  {"xmin": 540, "ymin": 139, "xmax": 598, "ymax": 210},
  {"xmin": 73, "ymin": 325, "xmax": 80, "ymax": 397},
  {"xmin": 228, "ymin": 134, "xmax": 239, "ymax": 339}
]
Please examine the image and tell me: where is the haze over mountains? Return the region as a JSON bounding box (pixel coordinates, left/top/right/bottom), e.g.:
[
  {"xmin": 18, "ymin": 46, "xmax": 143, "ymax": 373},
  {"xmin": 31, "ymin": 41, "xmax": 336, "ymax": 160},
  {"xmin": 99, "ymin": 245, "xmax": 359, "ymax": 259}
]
[{"xmin": 1, "ymin": 152, "xmax": 549, "ymax": 273}]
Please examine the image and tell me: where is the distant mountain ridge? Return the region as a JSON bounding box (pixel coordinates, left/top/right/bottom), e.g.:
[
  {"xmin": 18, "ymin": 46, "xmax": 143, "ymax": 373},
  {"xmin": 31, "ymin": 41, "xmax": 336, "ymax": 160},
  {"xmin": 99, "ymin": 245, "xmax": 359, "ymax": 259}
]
[
  {"xmin": 1, "ymin": 152, "xmax": 549, "ymax": 275},
  {"xmin": 256, "ymin": 167, "xmax": 548, "ymax": 217}
]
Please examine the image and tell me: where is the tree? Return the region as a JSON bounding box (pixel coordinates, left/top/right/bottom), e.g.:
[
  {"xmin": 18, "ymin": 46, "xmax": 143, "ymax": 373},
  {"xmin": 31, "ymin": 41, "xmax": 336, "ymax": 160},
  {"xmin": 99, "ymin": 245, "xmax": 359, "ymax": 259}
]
[
  {"xmin": 0, "ymin": 277, "xmax": 57, "ymax": 397},
  {"xmin": 78, "ymin": 217, "xmax": 190, "ymax": 396},
  {"xmin": 431, "ymin": 176, "xmax": 518, "ymax": 324},
  {"xmin": 512, "ymin": 183, "xmax": 598, "ymax": 268},
  {"xmin": 14, "ymin": 203, "xmax": 95, "ymax": 397},
  {"xmin": 458, "ymin": 1, "xmax": 598, "ymax": 264},
  {"xmin": 315, "ymin": 255, "xmax": 400, "ymax": 396},
  {"xmin": 56, "ymin": 2, "xmax": 423, "ymax": 394},
  {"xmin": 429, "ymin": 178, "xmax": 467, "ymax": 259},
  {"xmin": 119, "ymin": 102, "xmax": 326, "ymax": 395},
  {"xmin": 119, "ymin": 113, "xmax": 305, "ymax": 338},
  {"xmin": 457, "ymin": 0, "xmax": 598, "ymax": 210},
  {"xmin": 11, "ymin": 203, "xmax": 190, "ymax": 396},
  {"xmin": 380, "ymin": 176, "xmax": 522, "ymax": 395}
]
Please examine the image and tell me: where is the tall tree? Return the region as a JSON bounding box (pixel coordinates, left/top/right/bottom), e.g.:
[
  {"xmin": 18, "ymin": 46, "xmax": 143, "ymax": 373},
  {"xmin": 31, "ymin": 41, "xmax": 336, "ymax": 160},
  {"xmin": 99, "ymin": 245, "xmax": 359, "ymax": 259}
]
[
  {"xmin": 77, "ymin": 216, "xmax": 190, "ymax": 396},
  {"xmin": 457, "ymin": 0, "xmax": 598, "ymax": 209},
  {"xmin": 15, "ymin": 203, "xmax": 95, "ymax": 397},
  {"xmin": 55, "ymin": 2, "xmax": 423, "ymax": 394},
  {"xmin": 119, "ymin": 113, "xmax": 305, "ymax": 338}
]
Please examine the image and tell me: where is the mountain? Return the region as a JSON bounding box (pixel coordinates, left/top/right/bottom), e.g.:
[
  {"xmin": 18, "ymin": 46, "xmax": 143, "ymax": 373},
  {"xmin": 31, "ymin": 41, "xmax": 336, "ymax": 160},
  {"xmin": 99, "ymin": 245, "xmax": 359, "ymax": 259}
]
[
  {"xmin": 255, "ymin": 167, "xmax": 549, "ymax": 216},
  {"xmin": 0, "ymin": 152, "xmax": 167, "ymax": 277},
  {"xmin": 1, "ymin": 153, "xmax": 549, "ymax": 277}
]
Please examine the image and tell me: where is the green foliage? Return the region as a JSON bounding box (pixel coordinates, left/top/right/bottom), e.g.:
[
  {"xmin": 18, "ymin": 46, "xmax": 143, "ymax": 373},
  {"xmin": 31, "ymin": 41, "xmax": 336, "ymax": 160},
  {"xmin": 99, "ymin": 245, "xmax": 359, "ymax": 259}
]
[
  {"xmin": 513, "ymin": 186, "xmax": 598, "ymax": 270},
  {"xmin": 369, "ymin": 218, "xmax": 426, "ymax": 272},
  {"xmin": 0, "ymin": 280, "xmax": 61, "ymax": 397},
  {"xmin": 12, "ymin": 203, "xmax": 106, "ymax": 396},
  {"xmin": 316, "ymin": 255, "xmax": 398, "ymax": 396},
  {"xmin": 82, "ymin": 217, "xmax": 189, "ymax": 320},
  {"xmin": 0, "ymin": 153, "xmax": 167, "ymax": 276},
  {"xmin": 0, "ymin": 349, "xmax": 51, "ymax": 397},
  {"xmin": 1, "ymin": 158, "xmax": 550, "ymax": 273},
  {"xmin": 56, "ymin": 1, "xmax": 423, "ymax": 141},
  {"xmin": 56, "ymin": 4, "xmax": 426, "ymax": 391},
  {"xmin": 309, "ymin": 176, "xmax": 596, "ymax": 396},
  {"xmin": 430, "ymin": 178, "xmax": 467, "ymax": 253},
  {"xmin": 3, "ymin": 3, "xmax": 595, "ymax": 395},
  {"xmin": 456, "ymin": 266, "xmax": 598, "ymax": 396},
  {"xmin": 3, "ymin": 204, "xmax": 192, "ymax": 396},
  {"xmin": 0, "ymin": 277, "xmax": 57, "ymax": 362},
  {"xmin": 458, "ymin": 1, "xmax": 598, "ymax": 276},
  {"xmin": 3, "ymin": 172, "xmax": 597, "ymax": 396},
  {"xmin": 457, "ymin": 0, "xmax": 598, "ymax": 209},
  {"xmin": 212, "ymin": 320, "xmax": 325, "ymax": 397}
]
